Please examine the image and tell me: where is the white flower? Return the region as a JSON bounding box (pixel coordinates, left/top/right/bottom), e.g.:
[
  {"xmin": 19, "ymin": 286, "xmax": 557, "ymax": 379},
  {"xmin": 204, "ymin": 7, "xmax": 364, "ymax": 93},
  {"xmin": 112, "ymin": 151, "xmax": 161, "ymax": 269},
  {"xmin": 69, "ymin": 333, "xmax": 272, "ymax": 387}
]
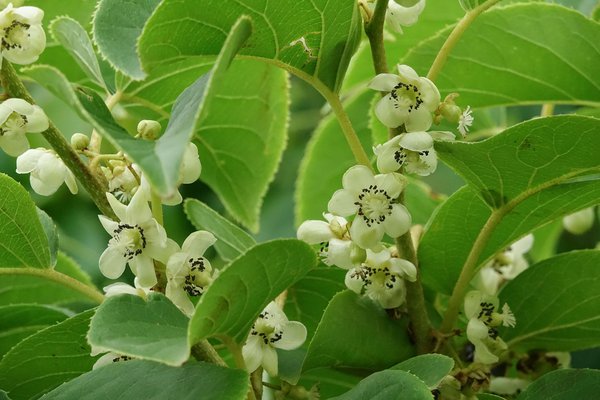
[
  {"xmin": 98, "ymin": 190, "xmax": 172, "ymax": 288},
  {"xmin": 0, "ymin": 98, "xmax": 48, "ymax": 156},
  {"xmin": 345, "ymin": 247, "xmax": 416, "ymax": 309},
  {"xmin": 0, "ymin": 4, "xmax": 46, "ymax": 65},
  {"xmin": 165, "ymin": 231, "xmax": 216, "ymax": 316},
  {"xmin": 16, "ymin": 148, "xmax": 77, "ymax": 195},
  {"xmin": 102, "ymin": 161, "xmax": 142, "ymax": 204},
  {"xmin": 464, "ymin": 290, "xmax": 516, "ymax": 364},
  {"xmin": 374, "ymin": 131, "xmax": 453, "ymax": 176},
  {"xmin": 458, "ymin": 105, "xmax": 474, "ymax": 137},
  {"xmin": 103, "ymin": 278, "xmax": 152, "ymax": 299},
  {"xmin": 385, "ymin": 0, "xmax": 426, "ymax": 34},
  {"xmin": 328, "ymin": 165, "xmax": 411, "ymax": 249},
  {"xmin": 474, "ymin": 234, "xmax": 533, "ymax": 295},
  {"xmin": 489, "ymin": 377, "xmax": 530, "ymax": 396},
  {"xmin": 369, "ymin": 64, "xmax": 440, "ymax": 131},
  {"xmin": 563, "ymin": 207, "xmax": 595, "ymax": 235},
  {"xmin": 297, "ymin": 213, "xmax": 365, "ymax": 269},
  {"xmin": 242, "ymin": 302, "xmax": 307, "ymax": 377}
]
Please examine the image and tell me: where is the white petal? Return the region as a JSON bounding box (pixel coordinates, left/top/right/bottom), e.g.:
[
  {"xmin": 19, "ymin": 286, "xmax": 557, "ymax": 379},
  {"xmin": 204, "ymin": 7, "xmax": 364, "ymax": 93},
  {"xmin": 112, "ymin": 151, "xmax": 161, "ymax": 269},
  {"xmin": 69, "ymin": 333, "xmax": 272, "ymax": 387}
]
[
  {"xmin": 0, "ymin": 132, "xmax": 29, "ymax": 156},
  {"xmin": 166, "ymin": 283, "xmax": 195, "ymax": 316},
  {"xmin": 35, "ymin": 152, "xmax": 66, "ymax": 191},
  {"xmin": 396, "ymin": 64, "xmax": 419, "ymax": 80},
  {"xmin": 274, "ymin": 321, "xmax": 307, "ymax": 350},
  {"xmin": 297, "ymin": 220, "xmax": 334, "ymax": 244},
  {"xmin": 2, "ymin": 98, "xmax": 33, "ymax": 115},
  {"xmin": 374, "ymin": 172, "xmax": 406, "ymax": 199},
  {"xmin": 106, "ymin": 192, "xmax": 128, "ymax": 221},
  {"xmin": 327, "ymin": 239, "xmax": 358, "ymax": 269},
  {"xmin": 419, "ymin": 77, "xmax": 441, "ymax": 110},
  {"xmin": 98, "ymin": 215, "xmax": 119, "ymax": 235},
  {"xmin": 466, "ymin": 318, "xmax": 489, "ymax": 342},
  {"xmin": 474, "ymin": 266, "xmax": 502, "ymax": 296},
  {"xmin": 405, "ymin": 148, "xmax": 437, "ymax": 176},
  {"xmin": 24, "ymin": 105, "xmax": 49, "ymax": 132},
  {"xmin": 64, "ymin": 169, "xmax": 78, "ymax": 194},
  {"xmin": 473, "ymin": 340, "xmax": 499, "ymax": 365},
  {"xmin": 374, "ymin": 136, "xmax": 403, "ymax": 173},
  {"xmin": 365, "ymin": 248, "xmax": 391, "ymax": 267},
  {"xmin": 398, "ymin": 132, "xmax": 433, "ymax": 152},
  {"xmin": 350, "ymin": 216, "xmax": 384, "ymax": 249},
  {"xmin": 103, "ymin": 282, "xmax": 138, "ymax": 297},
  {"xmin": 563, "ymin": 208, "xmax": 595, "ymax": 235},
  {"xmin": 131, "ymin": 255, "xmax": 157, "ymax": 289},
  {"xmin": 261, "ymin": 345, "xmax": 279, "ymax": 377},
  {"xmin": 179, "ymin": 143, "xmax": 201, "ymax": 184},
  {"xmin": 242, "ymin": 336, "xmax": 263, "ymax": 373},
  {"xmin": 489, "ymin": 377, "xmax": 530, "ymax": 396},
  {"xmin": 166, "ymin": 252, "xmax": 188, "ymax": 280},
  {"xmin": 382, "ymin": 204, "xmax": 411, "ymax": 238},
  {"xmin": 181, "ymin": 230, "xmax": 216, "ymax": 257},
  {"xmin": 160, "ymin": 190, "xmax": 183, "ymax": 206},
  {"xmin": 327, "ymin": 189, "xmax": 358, "ymax": 216},
  {"xmin": 429, "ymin": 131, "xmax": 456, "ymax": 142},
  {"xmin": 126, "ymin": 188, "xmax": 153, "ymax": 223},
  {"xmin": 342, "ymin": 165, "xmax": 374, "ymax": 193},
  {"xmin": 99, "ymin": 246, "xmax": 127, "ymax": 279},
  {"xmin": 15, "ymin": 147, "xmax": 44, "ymax": 173},
  {"xmin": 368, "ymin": 73, "xmax": 401, "ymax": 92},
  {"xmin": 375, "ymin": 95, "xmax": 408, "ymax": 128},
  {"xmin": 345, "ymin": 268, "xmax": 365, "ymax": 294},
  {"xmin": 405, "ymin": 106, "xmax": 433, "ymax": 132},
  {"xmin": 512, "ymin": 233, "xmax": 534, "ymax": 254},
  {"xmin": 464, "ymin": 290, "xmax": 484, "ymax": 319},
  {"xmin": 390, "ymin": 258, "xmax": 417, "ymax": 282},
  {"xmin": 13, "ymin": 6, "xmax": 44, "ymax": 23}
]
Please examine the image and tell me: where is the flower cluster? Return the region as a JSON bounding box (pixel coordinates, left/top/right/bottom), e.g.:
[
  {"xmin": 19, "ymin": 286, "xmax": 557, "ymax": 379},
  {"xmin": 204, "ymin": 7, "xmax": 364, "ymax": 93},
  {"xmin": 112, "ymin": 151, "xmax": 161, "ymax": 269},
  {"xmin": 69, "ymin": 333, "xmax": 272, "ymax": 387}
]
[
  {"xmin": 0, "ymin": 3, "xmax": 46, "ymax": 65},
  {"xmin": 464, "ymin": 291, "xmax": 516, "ymax": 364}
]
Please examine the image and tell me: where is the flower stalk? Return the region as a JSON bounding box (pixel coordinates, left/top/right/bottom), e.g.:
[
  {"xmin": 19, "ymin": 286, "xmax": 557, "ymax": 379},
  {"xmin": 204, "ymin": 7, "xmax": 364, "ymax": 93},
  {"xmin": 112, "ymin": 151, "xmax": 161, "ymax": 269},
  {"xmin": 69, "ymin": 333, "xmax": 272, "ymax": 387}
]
[{"xmin": 0, "ymin": 61, "xmax": 115, "ymax": 219}]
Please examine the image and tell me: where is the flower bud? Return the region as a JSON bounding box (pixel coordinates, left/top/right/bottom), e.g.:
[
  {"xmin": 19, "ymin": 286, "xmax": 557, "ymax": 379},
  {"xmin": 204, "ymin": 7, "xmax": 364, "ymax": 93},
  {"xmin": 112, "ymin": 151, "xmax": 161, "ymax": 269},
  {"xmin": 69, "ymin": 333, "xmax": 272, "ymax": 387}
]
[
  {"xmin": 438, "ymin": 93, "xmax": 462, "ymax": 123},
  {"xmin": 137, "ymin": 119, "xmax": 161, "ymax": 140},
  {"xmin": 70, "ymin": 133, "xmax": 89, "ymax": 150},
  {"xmin": 563, "ymin": 207, "xmax": 595, "ymax": 235}
]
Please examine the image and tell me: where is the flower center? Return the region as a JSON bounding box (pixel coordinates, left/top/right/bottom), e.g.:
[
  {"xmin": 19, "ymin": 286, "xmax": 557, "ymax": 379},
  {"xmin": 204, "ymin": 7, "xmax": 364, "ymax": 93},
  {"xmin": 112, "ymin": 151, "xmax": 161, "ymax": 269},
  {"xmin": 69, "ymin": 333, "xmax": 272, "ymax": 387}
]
[
  {"xmin": 355, "ymin": 185, "xmax": 393, "ymax": 227},
  {"xmin": 355, "ymin": 266, "xmax": 399, "ymax": 290},
  {"xmin": 390, "ymin": 82, "xmax": 423, "ymax": 113},
  {"xmin": 393, "ymin": 148, "xmax": 429, "ymax": 167},
  {"xmin": 250, "ymin": 311, "xmax": 284, "ymax": 345},
  {"xmin": 183, "ymin": 257, "xmax": 212, "ymax": 296},
  {"xmin": 0, "ymin": 112, "xmax": 27, "ymax": 136},
  {"xmin": 113, "ymin": 224, "xmax": 146, "ymax": 260},
  {"xmin": 2, "ymin": 20, "xmax": 31, "ymax": 50}
]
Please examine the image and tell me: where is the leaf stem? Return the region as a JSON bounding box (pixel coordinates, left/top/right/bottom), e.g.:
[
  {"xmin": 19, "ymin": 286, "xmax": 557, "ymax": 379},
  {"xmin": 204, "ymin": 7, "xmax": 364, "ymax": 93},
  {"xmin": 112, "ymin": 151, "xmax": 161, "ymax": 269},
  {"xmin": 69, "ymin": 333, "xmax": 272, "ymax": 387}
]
[
  {"xmin": 364, "ymin": 0, "xmax": 390, "ymax": 75},
  {"xmin": 321, "ymin": 89, "xmax": 373, "ymax": 168},
  {"xmin": 427, "ymin": 0, "xmax": 503, "ymax": 82},
  {"xmin": 89, "ymin": 90, "xmax": 122, "ymax": 153},
  {"xmin": 0, "ymin": 62, "xmax": 115, "ymax": 219},
  {"xmin": 190, "ymin": 339, "xmax": 227, "ymax": 366},
  {"xmin": 0, "ymin": 267, "xmax": 104, "ymax": 304},
  {"xmin": 541, "ymin": 103, "xmax": 555, "ymax": 117}
]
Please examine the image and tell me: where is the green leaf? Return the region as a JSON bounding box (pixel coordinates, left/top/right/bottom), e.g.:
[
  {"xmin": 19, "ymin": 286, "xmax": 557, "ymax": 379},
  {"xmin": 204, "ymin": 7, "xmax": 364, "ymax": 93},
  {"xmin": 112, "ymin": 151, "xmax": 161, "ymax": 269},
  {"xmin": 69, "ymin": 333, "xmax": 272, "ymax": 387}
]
[
  {"xmin": 0, "ymin": 390, "xmax": 10, "ymax": 400},
  {"xmin": 330, "ymin": 370, "xmax": 433, "ymax": 400},
  {"xmin": 391, "ymin": 354, "xmax": 454, "ymax": 388},
  {"xmin": 0, "ymin": 304, "xmax": 69, "ymax": 359},
  {"xmin": 93, "ymin": 0, "xmax": 162, "ymax": 80},
  {"xmin": 478, "ymin": 395, "xmax": 506, "ymax": 400},
  {"xmin": 193, "ymin": 59, "xmax": 289, "ymax": 231},
  {"xmin": 188, "ymin": 239, "xmax": 317, "ymax": 345},
  {"xmin": 40, "ymin": 360, "xmax": 248, "ymax": 400},
  {"xmin": 36, "ymin": 208, "xmax": 58, "ymax": 268},
  {"xmin": 184, "ymin": 199, "xmax": 255, "ymax": 262},
  {"xmin": 285, "ymin": 266, "xmax": 346, "ymax": 342},
  {"xmin": 296, "ymin": 89, "xmax": 374, "ymax": 224},
  {"xmin": 499, "ymin": 250, "xmax": 600, "ymax": 352},
  {"xmin": 0, "ymin": 310, "xmax": 97, "ymax": 400},
  {"xmin": 303, "ymin": 291, "xmax": 415, "ymax": 372},
  {"xmin": 436, "ymin": 116, "xmax": 600, "ymax": 206},
  {"xmin": 516, "ymin": 369, "xmax": 600, "ymax": 400},
  {"xmin": 403, "ymin": 4, "xmax": 600, "ymax": 107},
  {"xmin": 50, "ymin": 16, "xmax": 106, "ymax": 89},
  {"xmin": 420, "ymin": 116, "xmax": 600, "ymax": 294},
  {"xmin": 458, "ymin": 0, "xmax": 481, "ymax": 11},
  {"xmin": 29, "ymin": 0, "xmax": 96, "ymax": 30},
  {"xmin": 88, "ymin": 293, "xmax": 189, "ymax": 366},
  {"xmin": 0, "ymin": 174, "xmax": 51, "ymax": 269},
  {"xmin": 138, "ymin": 0, "xmax": 362, "ymax": 92},
  {"xmin": 0, "ymin": 252, "xmax": 97, "ymax": 306},
  {"xmin": 23, "ymin": 18, "xmax": 252, "ymax": 196}
]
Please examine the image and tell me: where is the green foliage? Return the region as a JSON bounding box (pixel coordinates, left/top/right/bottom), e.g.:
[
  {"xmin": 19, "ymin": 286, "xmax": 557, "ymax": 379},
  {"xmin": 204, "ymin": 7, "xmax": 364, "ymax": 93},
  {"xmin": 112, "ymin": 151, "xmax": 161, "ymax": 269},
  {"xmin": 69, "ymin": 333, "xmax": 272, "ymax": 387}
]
[
  {"xmin": 138, "ymin": 0, "xmax": 362, "ymax": 92},
  {"xmin": 0, "ymin": 174, "xmax": 51, "ymax": 268},
  {"xmin": 88, "ymin": 293, "xmax": 190, "ymax": 366},
  {"xmin": 188, "ymin": 239, "xmax": 317, "ymax": 345},
  {"xmin": 0, "ymin": 304, "xmax": 69, "ymax": 358},
  {"xmin": 516, "ymin": 368, "xmax": 600, "ymax": 400},
  {"xmin": 500, "ymin": 250, "xmax": 600, "ymax": 352},
  {"xmin": 92, "ymin": 0, "xmax": 161, "ymax": 80},
  {"xmin": 50, "ymin": 16, "xmax": 106, "ymax": 89},
  {"xmin": 391, "ymin": 354, "xmax": 454, "ymax": 388},
  {"xmin": 40, "ymin": 360, "xmax": 249, "ymax": 400},
  {"xmin": 0, "ymin": 311, "xmax": 97, "ymax": 400},
  {"xmin": 0, "ymin": 252, "xmax": 96, "ymax": 306},
  {"xmin": 420, "ymin": 116, "xmax": 600, "ymax": 294},
  {"xmin": 36, "ymin": 208, "xmax": 58, "ymax": 267},
  {"xmin": 403, "ymin": 4, "xmax": 600, "ymax": 108},
  {"xmin": 184, "ymin": 199, "xmax": 255, "ymax": 262},
  {"xmin": 303, "ymin": 291, "xmax": 414, "ymax": 372},
  {"xmin": 330, "ymin": 370, "xmax": 433, "ymax": 400}
]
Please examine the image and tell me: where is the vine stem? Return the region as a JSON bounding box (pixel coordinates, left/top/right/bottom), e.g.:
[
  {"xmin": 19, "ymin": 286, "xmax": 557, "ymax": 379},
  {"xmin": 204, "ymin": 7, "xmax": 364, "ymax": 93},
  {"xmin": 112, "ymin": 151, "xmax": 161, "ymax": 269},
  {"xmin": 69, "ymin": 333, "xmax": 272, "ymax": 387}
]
[
  {"xmin": 364, "ymin": 0, "xmax": 433, "ymax": 353},
  {"xmin": 0, "ymin": 267, "xmax": 104, "ymax": 304},
  {"xmin": 0, "ymin": 62, "xmax": 116, "ymax": 220},
  {"xmin": 427, "ymin": 0, "xmax": 503, "ymax": 82},
  {"xmin": 89, "ymin": 91, "xmax": 122, "ymax": 153},
  {"xmin": 190, "ymin": 339, "xmax": 228, "ymax": 367}
]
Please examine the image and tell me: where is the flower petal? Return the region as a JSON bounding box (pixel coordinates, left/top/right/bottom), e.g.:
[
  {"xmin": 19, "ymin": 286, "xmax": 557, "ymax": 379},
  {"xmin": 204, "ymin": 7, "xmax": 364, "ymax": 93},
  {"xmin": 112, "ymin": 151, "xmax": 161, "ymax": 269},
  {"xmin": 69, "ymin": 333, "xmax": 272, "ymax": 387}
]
[
  {"xmin": 179, "ymin": 143, "xmax": 201, "ymax": 184},
  {"xmin": 106, "ymin": 192, "xmax": 128, "ymax": 221},
  {"xmin": 131, "ymin": 254, "xmax": 157, "ymax": 289},
  {"xmin": 342, "ymin": 165, "xmax": 374, "ymax": 192},
  {"xmin": 350, "ymin": 216, "xmax": 384, "ymax": 249},
  {"xmin": 345, "ymin": 268, "xmax": 365, "ymax": 294},
  {"xmin": 368, "ymin": 73, "xmax": 401, "ymax": 91},
  {"xmin": 126, "ymin": 188, "xmax": 153, "ymax": 223},
  {"xmin": 390, "ymin": 258, "xmax": 417, "ymax": 282},
  {"xmin": 405, "ymin": 106, "xmax": 433, "ymax": 132},
  {"xmin": 274, "ymin": 321, "xmax": 307, "ymax": 350},
  {"xmin": 382, "ymin": 204, "xmax": 411, "ymax": 238},
  {"xmin": 99, "ymin": 246, "xmax": 127, "ymax": 279},
  {"xmin": 98, "ymin": 215, "xmax": 119, "ymax": 235},
  {"xmin": 374, "ymin": 172, "xmax": 406, "ymax": 199},
  {"xmin": 166, "ymin": 283, "xmax": 195, "ymax": 316},
  {"xmin": 103, "ymin": 282, "xmax": 138, "ymax": 297},
  {"xmin": 15, "ymin": 148, "xmax": 44, "ymax": 173},
  {"xmin": 297, "ymin": 220, "xmax": 334, "ymax": 244},
  {"xmin": 396, "ymin": 64, "xmax": 419, "ymax": 80},
  {"xmin": 182, "ymin": 230, "xmax": 217, "ymax": 257},
  {"xmin": 0, "ymin": 132, "xmax": 29, "ymax": 156},
  {"xmin": 261, "ymin": 345, "xmax": 279, "ymax": 377},
  {"xmin": 242, "ymin": 336, "xmax": 263, "ymax": 373},
  {"xmin": 327, "ymin": 238, "xmax": 358, "ymax": 269},
  {"xmin": 375, "ymin": 95, "xmax": 408, "ymax": 128},
  {"xmin": 327, "ymin": 189, "xmax": 358, "ymax": 216},
  {"xmin": 24, "ymin": 105, "xmax": 49, "ymax": 132},
  {"xmin": 398, "ymin": 131, "xmax": 433, "ymax": 152}
]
